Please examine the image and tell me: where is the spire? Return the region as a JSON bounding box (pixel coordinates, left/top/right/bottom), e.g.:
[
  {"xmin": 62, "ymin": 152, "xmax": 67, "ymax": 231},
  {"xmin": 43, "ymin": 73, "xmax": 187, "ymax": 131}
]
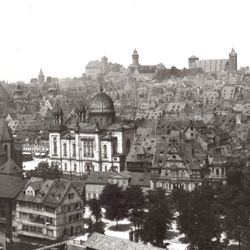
[
  {"xmin": 230, "ymin": 48, "xmax": 237, "ymax": 56},
  {"xmin": 39, "ymin": 68, "xmax": 44, "ymax": 76}
]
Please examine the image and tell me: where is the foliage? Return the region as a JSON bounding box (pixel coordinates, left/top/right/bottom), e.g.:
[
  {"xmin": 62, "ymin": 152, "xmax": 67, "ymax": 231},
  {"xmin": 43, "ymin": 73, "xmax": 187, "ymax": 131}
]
[
  {"xmin": 173, "ymin": 185, "xmax": 225, "ymax": 250},
  {"xmin": 218, "ymin": 162, "xmax": 250, "ymax": 250},
  {"xmin": 88, "ymin": 198, "xmax": 102, "ymax": 223},
  {"xmin": 26, "ymin": 161, "xmax": 62, "ymax": 180},
  {"xmin": 86, "ymin": 218, "xmax": 105, "ymax": 235},
  {"xmin": 124, "ymin": 186, "xmax": 145, "ymax": 229},
  {"xmin": 140, "ymin": 188, "xmax": 173, "ymax": 248},
  {"xmin": 100, "ymin": 183, "xmax": 128, "ymax": 229}
]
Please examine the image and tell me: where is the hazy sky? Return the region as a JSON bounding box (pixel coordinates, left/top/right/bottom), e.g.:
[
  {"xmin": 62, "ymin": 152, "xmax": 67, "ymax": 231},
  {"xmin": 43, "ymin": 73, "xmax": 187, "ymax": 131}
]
[{"xmin": 0, "ymin": 0, "xmax": 249, "ymax": 82}]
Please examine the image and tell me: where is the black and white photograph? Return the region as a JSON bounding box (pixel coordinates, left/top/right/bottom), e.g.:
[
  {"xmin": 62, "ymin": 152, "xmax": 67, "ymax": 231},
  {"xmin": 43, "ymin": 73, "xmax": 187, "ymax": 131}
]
[{"xmin": 0, "ymin": 0, "xmax": 250, "ymax": 249}]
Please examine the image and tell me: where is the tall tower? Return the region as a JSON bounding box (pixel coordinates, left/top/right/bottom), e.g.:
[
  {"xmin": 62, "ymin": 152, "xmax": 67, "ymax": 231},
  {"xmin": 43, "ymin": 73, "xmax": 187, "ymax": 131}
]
[
  {"xmin": 38, "ymin": 68, "xmax": 45, "ymax": 85},
  {"xmin": 188, "ymin": 55, "xmax": 199, "ymax": 69},
  {"xmin": 132, "ymin": 49, "xmax": 140, "ymax": 66},
  {"xmin": 229, "ymin": 48, "xmax": 237, "ymax": 71},
  {"xmin": 101, "ymin": 56, "xmax": 109, "ymax": 74}
]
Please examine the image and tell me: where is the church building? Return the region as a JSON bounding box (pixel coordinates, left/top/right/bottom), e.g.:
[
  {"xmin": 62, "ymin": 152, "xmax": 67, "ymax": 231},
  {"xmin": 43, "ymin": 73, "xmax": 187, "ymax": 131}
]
[{"xmin": 49, "ymin": 87, "xmax": 135, "ymax": 176}]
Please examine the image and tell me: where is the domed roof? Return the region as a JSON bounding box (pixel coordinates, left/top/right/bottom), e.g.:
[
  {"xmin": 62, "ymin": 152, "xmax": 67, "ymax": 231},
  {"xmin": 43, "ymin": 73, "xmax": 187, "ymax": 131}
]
[{"xmin": 89, "ymin": 87, "xmax": 115, "ymax": 114}]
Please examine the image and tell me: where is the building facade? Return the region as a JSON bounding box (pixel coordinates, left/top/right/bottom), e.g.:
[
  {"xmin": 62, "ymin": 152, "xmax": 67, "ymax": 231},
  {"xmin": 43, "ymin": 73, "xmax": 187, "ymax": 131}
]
[
  {"xmin": 49, "ymin": 87, "xmax": 135, "ymax": 176},
  {"xmin": 188, "ymin": 48, "xmax": 237, "ymax": 73},
  {"xmin": 16, "ymin": 177, "xmax": 85, "ymax": 240}
]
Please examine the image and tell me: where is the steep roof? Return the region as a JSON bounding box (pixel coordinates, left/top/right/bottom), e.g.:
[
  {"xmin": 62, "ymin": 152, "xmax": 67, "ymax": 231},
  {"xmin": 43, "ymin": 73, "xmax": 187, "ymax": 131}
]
[
  {"xmin": 0, "ymin": 159, "xmax": 22, "ymax": 176},
  {"xmin": 0, "ymin": 83, "xmax": 9, "ymax": 102},
  {"xmin": 0, "ymin": 174, "xmax": 25, "ymax": 198},
  {"xmin": 0, "ymin": 118, "xmax": 13, "ymax": 142}
]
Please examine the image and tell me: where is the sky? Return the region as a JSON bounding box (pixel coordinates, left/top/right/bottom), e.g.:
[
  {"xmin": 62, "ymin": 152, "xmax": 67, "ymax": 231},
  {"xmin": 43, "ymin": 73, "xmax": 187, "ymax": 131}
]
[{"xmin": 0, "ymin": 0, "xmax": 249, "ymax": 82}]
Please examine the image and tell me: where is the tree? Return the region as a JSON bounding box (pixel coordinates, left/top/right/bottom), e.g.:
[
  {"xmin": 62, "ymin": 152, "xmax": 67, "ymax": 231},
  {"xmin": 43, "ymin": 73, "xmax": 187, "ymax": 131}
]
[
  {"xmin": 174, "ymin": 185, "xmax": 225, "ymax": 250},
  {"xmin": 26, "ymin": 161, "xmax": 62, "ymax": 180},
  {"xmin": 124, "ymin": 186, "xmax": 145, "ymax": 229},
  {"xmin": 140, "ymin": 188, "xmax": 173, "ymax": 248},
  {"xmin": 218, "ymin": 162, "xmax": 250, "ymax": 250},
  {"xmin": 88, "ymin": 198, "xmax": 102, "ymax": 223},
  {"xmin": 86, "ymin": 218, "xmax": 105, "ymax": 235},
  {"xmin": 100, "ymin": 183, "xmax": 128, "ymax": 229}
]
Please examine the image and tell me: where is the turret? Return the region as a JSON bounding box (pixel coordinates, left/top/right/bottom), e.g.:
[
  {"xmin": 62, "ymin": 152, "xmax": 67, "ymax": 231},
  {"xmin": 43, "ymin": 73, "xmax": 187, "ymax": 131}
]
[
  {"xmin": 132, "ymin": 49, "xmax": 140, "ymax": 66},
  {"xmin": 229, "ymin": 48, "xmax": 237, "ymax": 71},
  {"xmin": 38, "ymin": 68, "xmax": 45, "ymax": 85},
  {"xmin": 52, "ymin": 103, "xmax": 63, "ymax": 126},
  {"xmin": 75, "ymin": 103, "xmax": 86, "ymax": 122}
]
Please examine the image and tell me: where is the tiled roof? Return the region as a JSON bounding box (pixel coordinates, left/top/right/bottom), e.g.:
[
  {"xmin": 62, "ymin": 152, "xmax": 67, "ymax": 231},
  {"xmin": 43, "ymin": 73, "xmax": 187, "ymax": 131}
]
[
  {"xmin": 0, "ymin": 118, "xmax": 13, "ymax": 142},
  {"xmin": 83, "ymin": 233, "xmax": 164, "ymax": 250},
  {"xmin": 0, "ymin": 159, "xmax": 22, "ymax": 176},
  {"xmin": 0, "ymin": 174, "xmax": 25, "ymax": 198},
  {"xmin": 85, "ymin": 171, "xmax": 115, "ymax": 185}
]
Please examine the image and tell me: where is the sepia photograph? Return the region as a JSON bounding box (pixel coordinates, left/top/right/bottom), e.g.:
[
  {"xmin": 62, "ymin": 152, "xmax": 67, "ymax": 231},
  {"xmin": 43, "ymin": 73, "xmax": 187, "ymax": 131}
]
[{"xmin": 0, "ymin": 0, "xmax": 250, "ymax": 249}]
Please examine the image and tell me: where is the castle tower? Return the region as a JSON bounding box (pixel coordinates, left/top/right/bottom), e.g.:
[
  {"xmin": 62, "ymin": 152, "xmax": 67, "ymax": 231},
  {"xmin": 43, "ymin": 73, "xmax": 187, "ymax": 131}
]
[
  {"xmin": 229, "ymin": 48, "xmax": 237, "ymax": 71},
  {"xmin": 38, "ymin": 68, "xmax": 45, "ymax": 85},
  {"xmin": 188, "ymin": 55, "xmax": 199, "ymax": 69},
  {"xmin": 132, "ymin": 49, "xmax": 140, "ymax": 66},
  {"xmin": 101, "ymin": 56, "xmax": 109, "ymax": 74}
]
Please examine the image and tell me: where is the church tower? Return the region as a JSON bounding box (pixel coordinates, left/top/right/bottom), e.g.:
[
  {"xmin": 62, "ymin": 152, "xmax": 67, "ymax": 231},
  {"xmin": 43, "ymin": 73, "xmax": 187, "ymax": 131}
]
[
  {"xmin": 132, "ymin": 49, "xmax": 140, "ymax": 66},
  {"xmin": 52, "ymin": 103, "xmax": 63, "ymax": 126},
  {"xmin": 38, "ymin": 68, "xmax": 45, "ymax": 85},
  {"xmin": 229, "ymin": 48, "xmax": 237, "ymax": 71}
]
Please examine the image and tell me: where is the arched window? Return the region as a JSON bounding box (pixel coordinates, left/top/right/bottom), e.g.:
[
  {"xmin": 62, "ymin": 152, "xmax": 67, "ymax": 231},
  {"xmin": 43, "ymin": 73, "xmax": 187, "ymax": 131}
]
[
  {"xmin": 63, "ymin": 143, "xmax": 67, "ymax": 156},
  {"xmin": 221, "ymin": 168, "xmax": 225, "ymax": 176},
  {"xmin": 103, "ymin": 145, "xmax": 107, "ymax": 158},
  {"xmin": 53, "ymin": 138, "xmax": 57, "ymax": 156},
  {"xmin": 3, "ymin": 145, "xmax": 8, "ymax": 159},
  {"xmin": 126, "ymin": 139, "xmax": 131, "ymax": 154},
  {"xmin": 72, "ymin": 144, "xmax": 76, "ymax": 157},
  {"xmin": 216, "ymin": 168, "xmax": 220, "ymax": 176}
]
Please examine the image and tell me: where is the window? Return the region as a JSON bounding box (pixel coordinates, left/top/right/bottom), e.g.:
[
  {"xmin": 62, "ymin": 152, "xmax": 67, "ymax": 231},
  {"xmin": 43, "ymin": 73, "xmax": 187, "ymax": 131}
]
[
  {"xmin": 63, "ymin": 143, "xmax": 67, "ymax": 156},
  {"xmin": 3, "ymin": 145, "xmax": 8, "ymax": 156},
  {"xmin": 53, "ymin": 137, "xmax": 57, "ymax": 155},
  {"xmin": 216, "ymin": 168, "xmax": 220, "ymax": 176},
  {"xmin": 74, "ymin": 164, "xmax": 77, "ymax": 172},
  {"xmin": 68, "ymin": 193, "xmax": 74, "ymax": 200},
  {"xmin": 221, "ymin": 168, "xmax": 225, "ymax": 176},
  {"xmin": 64, "ymin": 163, "xmax": 67, "ymax": 171},
  {"xmin": 72, "ymin": 144, "xmax": 76, "ymax": 157},
  {"xmin": 103, "ymin": 145, "xmax": 107, "ymax": 158}
]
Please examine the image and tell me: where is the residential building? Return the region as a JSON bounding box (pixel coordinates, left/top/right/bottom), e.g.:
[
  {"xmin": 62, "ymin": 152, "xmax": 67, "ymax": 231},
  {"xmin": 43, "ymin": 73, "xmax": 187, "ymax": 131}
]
[
  {"xmin": 16, "ymin": 177, "xmax": 85, "ymax": 240},
  {"xmin": 85, "ymin": 171, "xmax": 150, "ymax": 200}
]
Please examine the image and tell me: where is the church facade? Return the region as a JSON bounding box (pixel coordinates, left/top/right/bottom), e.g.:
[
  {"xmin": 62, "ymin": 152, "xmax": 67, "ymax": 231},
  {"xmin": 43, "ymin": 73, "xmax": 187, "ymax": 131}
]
[{"xmin": 49, "ymin": 87, "xmax": 134, "ymax": 176}]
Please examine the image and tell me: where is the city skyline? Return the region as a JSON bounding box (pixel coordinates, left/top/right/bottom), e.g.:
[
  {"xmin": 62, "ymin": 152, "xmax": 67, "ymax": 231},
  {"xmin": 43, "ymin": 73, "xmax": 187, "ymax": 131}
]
[{"xmin": 0, "ymin": 0, "xmax": 249, "ymax": 82}]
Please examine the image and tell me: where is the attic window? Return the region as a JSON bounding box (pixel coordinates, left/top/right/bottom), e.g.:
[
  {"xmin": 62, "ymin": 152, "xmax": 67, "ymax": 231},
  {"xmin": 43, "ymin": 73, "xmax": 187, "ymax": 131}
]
[{"xmin": 68, "ymin": 193, "xmax": 74, "ymax": 200}]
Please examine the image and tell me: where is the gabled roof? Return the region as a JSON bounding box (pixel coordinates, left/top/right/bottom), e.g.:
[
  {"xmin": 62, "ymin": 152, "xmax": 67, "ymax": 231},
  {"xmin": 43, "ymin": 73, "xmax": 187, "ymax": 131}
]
[
  {"xmin": 0, "ymin": 83, "xmax": 9, "ymax": 102},
  {"xmin": 0, "ymin": 159, "xmax": 22, "ymax": 176},
  {"xmin": 0, "ymin": 118, "xmax": 13, "ymax": 142},
  {"xmin": 0, "ymin": 174, "xmax": 25, "ymax": 199}
]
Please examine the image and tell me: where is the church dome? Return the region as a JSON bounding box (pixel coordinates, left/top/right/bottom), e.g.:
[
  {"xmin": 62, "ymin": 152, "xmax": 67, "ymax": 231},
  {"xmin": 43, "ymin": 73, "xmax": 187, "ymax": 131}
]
[{"xmin": 89, "ymin": 87, "xmax": 115, "ymax": 114}]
